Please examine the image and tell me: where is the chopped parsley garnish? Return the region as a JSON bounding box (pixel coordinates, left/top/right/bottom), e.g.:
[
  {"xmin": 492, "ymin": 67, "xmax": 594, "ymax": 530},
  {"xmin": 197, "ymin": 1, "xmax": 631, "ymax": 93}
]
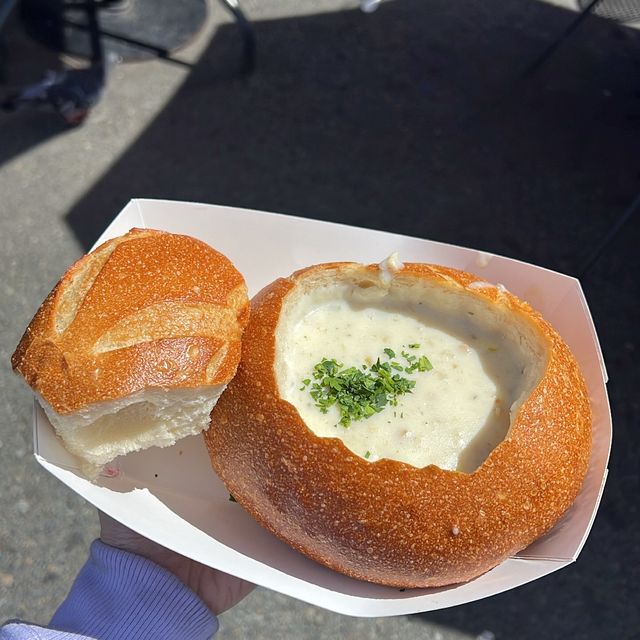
[{"xmin": 304, "ymin": 347, "xmax": 434, "ymax": 427}]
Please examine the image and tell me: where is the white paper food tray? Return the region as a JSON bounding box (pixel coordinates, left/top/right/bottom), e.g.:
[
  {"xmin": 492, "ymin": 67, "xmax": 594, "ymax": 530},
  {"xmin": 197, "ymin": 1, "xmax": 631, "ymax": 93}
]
[{"xmin": 33, "ymin": 199, "xmax": 611, "ymax": 617}]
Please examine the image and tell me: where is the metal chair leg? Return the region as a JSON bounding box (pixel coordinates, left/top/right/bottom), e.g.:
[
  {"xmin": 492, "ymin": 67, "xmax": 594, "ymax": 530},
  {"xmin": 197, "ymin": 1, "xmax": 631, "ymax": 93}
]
[{"xmin": 218, "ymin": 0, "xmax": 256, "ymax": 74}]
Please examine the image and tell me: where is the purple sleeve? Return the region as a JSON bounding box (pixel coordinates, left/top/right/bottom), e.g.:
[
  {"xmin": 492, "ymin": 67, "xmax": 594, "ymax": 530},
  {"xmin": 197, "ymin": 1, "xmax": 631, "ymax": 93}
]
[{"xmin": 1, "ymin": 541, "xmax": 219, "ymax": 640}]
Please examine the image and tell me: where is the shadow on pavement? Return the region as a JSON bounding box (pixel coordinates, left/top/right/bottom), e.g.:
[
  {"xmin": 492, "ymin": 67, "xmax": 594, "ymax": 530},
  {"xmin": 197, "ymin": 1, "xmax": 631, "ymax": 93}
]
[{"xmin": 56, "ymin": 0, "xmax": 639, "ymax": 270}]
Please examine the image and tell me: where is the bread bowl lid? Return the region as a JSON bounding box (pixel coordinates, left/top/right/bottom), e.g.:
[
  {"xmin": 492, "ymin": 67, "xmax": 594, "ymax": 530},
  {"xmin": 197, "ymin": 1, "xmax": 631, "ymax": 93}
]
[{"xmin": 32, "ymin": 198, "xmax": 610, "ymax": 617}]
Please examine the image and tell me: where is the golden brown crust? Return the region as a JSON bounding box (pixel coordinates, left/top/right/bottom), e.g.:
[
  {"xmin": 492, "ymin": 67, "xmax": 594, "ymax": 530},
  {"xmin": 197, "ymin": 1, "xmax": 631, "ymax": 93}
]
[
  {"xmin": 12, "ymin": 228, "xmax": 249, "ymax": 413},
  {"xmin": 205, "ymin": 261, "xmax": 592, "ymax": 588}
]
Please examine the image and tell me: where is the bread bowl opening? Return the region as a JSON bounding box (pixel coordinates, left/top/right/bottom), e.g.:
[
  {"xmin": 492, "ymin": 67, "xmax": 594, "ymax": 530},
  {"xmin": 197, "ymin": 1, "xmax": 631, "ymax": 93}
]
[{"xmin": 275, "ymin": 268, "xmax": 547, "ymax": 473}]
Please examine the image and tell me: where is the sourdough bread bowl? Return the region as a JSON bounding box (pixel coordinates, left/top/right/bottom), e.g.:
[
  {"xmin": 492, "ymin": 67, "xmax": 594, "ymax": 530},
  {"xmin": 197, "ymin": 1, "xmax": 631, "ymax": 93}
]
[
  {"xmin": 205, "ymin": 259, "xmax": 592, "ymax": 588},
  {"xmin": 12, "ymin": 228, "xmax": 249, "ymax": 478}
]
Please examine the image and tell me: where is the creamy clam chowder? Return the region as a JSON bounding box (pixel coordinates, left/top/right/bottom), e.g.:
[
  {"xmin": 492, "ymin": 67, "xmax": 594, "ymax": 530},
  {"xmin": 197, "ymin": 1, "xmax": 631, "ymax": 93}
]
[{"xmin": 275, "ymin": 271, "xmax": 544, "ymax": 472}]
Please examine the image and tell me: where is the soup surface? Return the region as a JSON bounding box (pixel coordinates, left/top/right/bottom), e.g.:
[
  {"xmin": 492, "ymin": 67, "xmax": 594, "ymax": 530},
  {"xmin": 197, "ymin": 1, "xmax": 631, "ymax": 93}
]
[{"xmin": 276, "ymin": 280, "xmax": 537, "ymax": 472}]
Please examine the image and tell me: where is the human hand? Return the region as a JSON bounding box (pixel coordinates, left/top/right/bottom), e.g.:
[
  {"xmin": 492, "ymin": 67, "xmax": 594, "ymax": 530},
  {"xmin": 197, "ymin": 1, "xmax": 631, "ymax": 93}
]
[{"xmin": 99, "ymin": 512, "xmax": 255, "ymax": 615}]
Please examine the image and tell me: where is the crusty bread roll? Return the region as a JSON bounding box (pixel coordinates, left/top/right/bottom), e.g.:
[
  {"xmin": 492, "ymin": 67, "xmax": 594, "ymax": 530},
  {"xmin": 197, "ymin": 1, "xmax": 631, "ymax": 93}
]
[
  {"xmin": 12, "ymin": 228, "xmax": 249, "ymax": 478},
  {"xmin": 205, "ymin": 260, "xmax": 592, "ymax": 588}
]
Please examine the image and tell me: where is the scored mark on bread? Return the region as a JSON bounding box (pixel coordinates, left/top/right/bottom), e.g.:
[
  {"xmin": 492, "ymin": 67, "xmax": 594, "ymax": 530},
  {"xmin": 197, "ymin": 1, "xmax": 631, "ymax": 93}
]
[
  {"xmin": 54, "ymin": 238, "xmax": 124, "ymax": 334},
  {"xmin": 93, "ymin": 303, "xmax": 242, "ymax": 354}
]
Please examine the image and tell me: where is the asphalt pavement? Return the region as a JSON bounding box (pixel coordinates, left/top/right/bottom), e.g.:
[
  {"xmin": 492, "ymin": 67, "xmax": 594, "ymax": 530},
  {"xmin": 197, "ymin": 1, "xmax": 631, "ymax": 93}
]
[{"xmin": 1, "ymin": 1, "xmax": 638, "ymax": 638}]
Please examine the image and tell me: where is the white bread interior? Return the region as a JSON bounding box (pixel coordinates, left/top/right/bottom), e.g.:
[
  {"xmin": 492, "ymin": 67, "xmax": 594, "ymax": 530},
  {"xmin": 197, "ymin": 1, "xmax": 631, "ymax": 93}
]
[{"xmin": 39, "ymin": 385, "xmax": 226, "ymax": 478}]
